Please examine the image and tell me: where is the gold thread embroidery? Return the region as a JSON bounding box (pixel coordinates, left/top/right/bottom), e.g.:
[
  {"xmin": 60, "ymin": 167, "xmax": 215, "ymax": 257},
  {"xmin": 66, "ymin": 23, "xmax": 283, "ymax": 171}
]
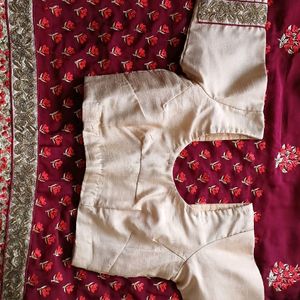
[
  {"xmin": 2, "ymin": 0, "xmax": 38, "ymax": 299},
  {"xmin": 198, "ymin": 0, "xmax": 268, "ymax": 27}
]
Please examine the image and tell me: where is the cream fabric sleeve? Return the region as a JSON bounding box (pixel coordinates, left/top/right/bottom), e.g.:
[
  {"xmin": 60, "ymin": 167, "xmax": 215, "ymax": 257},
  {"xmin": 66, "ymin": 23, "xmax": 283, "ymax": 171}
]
[
  {"xmin": 180, "ymin": 0, "xmax": 268, "ymax": 118},
  {"xmin": 173, "ymin": 230, "xmax": 264, "ymax": 300}
]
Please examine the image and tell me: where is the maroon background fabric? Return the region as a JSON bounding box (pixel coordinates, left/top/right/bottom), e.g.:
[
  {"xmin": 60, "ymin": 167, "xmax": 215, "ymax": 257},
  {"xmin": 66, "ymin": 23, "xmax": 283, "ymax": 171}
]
[{"xmin": 24, "ymin": 0, "xmax": 300, "ymax": 299}]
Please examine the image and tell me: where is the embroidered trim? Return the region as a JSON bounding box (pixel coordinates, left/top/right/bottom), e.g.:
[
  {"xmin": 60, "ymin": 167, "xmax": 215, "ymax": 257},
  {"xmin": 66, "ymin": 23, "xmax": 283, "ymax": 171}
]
[
  {"xmin": 2, "ymin": 0, "xmax": 38, "ymax": 298},
  {"xmin": 197, "ymin": 0, "xmax": 268, "ymax": 27},
  {"xmin": 0, "ymin": 0, "xmax": 12, "ymax": 296}
]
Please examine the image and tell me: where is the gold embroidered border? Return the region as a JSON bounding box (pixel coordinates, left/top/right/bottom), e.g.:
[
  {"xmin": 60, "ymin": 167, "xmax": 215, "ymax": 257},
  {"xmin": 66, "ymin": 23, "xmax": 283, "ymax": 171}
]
[
  {"xmin": 0, "ymin": 1, "xmax": 12, "ymax": 296},
  {"xmin": 198, "ymin": 0, "xmax": 268, "ymax": 27},
  {"xmin": 2, "ymin": 0, "xmax": 38, "ymax": 299}
]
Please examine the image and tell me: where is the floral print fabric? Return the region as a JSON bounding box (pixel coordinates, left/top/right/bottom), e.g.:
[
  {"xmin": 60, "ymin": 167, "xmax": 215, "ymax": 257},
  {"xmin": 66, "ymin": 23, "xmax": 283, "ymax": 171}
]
[{"xmin": 1, "ymin": 0, "xmax": 300, "ymax": 299}]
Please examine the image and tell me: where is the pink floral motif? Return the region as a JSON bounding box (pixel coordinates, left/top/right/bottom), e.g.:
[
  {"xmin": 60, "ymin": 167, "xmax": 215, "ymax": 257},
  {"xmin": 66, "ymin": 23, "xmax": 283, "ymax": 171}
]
[
  {"xmin": 62, "ymin": 257, "xmax": 72, "ymax": 268},
  {"xmin": 279, "ymin": 25, "xmax": 300, "ymax": 54},
  {"xmin": 122, "ymin": 294, "xmax": 133, "ymax": 300},
  {"xmin": 30, "ymin": 248, "xmax": 42, "ymax": 260},
  {"xmin": 254, "ymin": 212, "xmax": 261, "ymax": 222},
  {"xmin": 37, "ymin": 285, "xmax": 51, "ymax": 298},
  {"xmin": 168, "ymin": 37, "xmax": 180, "ymax": 47},
  {"xmin": 268, "ymin": 261, "xmax": 300, "ymax": 291},
  {"xmin": 45, "ymin": 208, "xmax": 58, "ymax": 219},
  {"xmin": 49, "ymin": 5, "xmax": 62, "ymax": 17},
  {"xmin": 136, "ymin": 0, "xmax": 148, "ymax": 8},
  {"xmin": 111, "ymin": 21, "xmax": 123, "ymax": 31},
  {"xmin": 42, "ymin": 234, "xmax": 56, "ymax": 245},
  {"xmin": 157, "ymin": 49, "xmax": 167, "ymax": 59},
  {"xmin": 74, "ymin": 7, "xmax": 88, "ymax": 19},
  {"xmin": 111, "ymin": 46, "xmax": 122, "ymax": 56},
  {"xmin": 146, "ymin": 35, "xmax": 158, "ymax": 46},
  {"xmin": 230, "ymin": 187, "xmax": 242, "ymax": 197},
  {"xmin": 131, "ymin": 280, "xmax": 144, "ymax": 292},
  {"xmin": 242, "ymin": 175, "xmax": 253, "ymax": 186},
  {"xmin": 210, "ymin": 161, "xmax": 222, "ymax": 172},
  {"xmin": 100, "ymin": 293, "xmax": 110, "ymax": 300},
  {"xmin": 40, "ymin": 260, "xmax": 54, "ymax": 272},
  {"xmin": 122, "ymin": 60, "xmax": 133, "ymax": 72},
  {"xmin": 124, "ymin": 9, "xmax": 136, "ymax": 20},
  {"xmin": 160, "ymin": 0, "xmax": 172, "ymax": 9},
  {"xmin": 275, "ymin": 144, "xmax": 300, "ymax": 173},
  {"xmin": 37, "ymin": 17, "xmax": 50, "ymax": 29},
  {"xmin": 175, "ymin": 171, "xmax": 186, "ymax": 183},
  {"xmin": 51, "ymin": 272, "xmax": 63, "ymax": 283},
  {"xmin": 86, "ymin": 282, "xmax": 99, "ymax": 293},
  {"xmin": 39, "ymin": 98, "xmax": 51, "ymax": 109},
  {"xmin": 50, "ymin": 58, "xmax": 63, "ymax": 69},
  {"xmin": 148, "ymin": 11, "xmax": 160, "ymax": 21},
  {"xmin": 255, "ymin": 141, "xmax": 266, "ymax": 150},
  {"xmin": 233, "ymin": 162, "xmax": 243, "ymax": 173},
  {"xmin": 183, "ymin": 0, "xmax": 193, "ymax": 10},
  {"xmin": 252, "ymin": 188, "xmax": 263, "ymax": 198},
  {"xmin": 49, "ymin": 32, "xmax": 63, "ymax": 43},
  {"xmin": 63, "ymin": 283, "xmax": 74, "ymax": 294},
  {"xmin": 212, "ymin": 140, "xmax": 222, "ymax": 147},
  {"xmin": 158, "ymin": 24, "xmax": 169, "ymax": 34},
  {"xmin": 186, "ymin": 183, "xmax": 197, "ymax": 195},
  {"xmin": 122, "ymin": 34, "xmax": 135, "ymax": 46},
  {"xmin": 154, "ymin": 281, "xmax": 167, "ymax": 292},
  {"xmin": 208, "ymin": 185, "xmax": 220, "ymax": 195},
  {"xmin": 35, "ymin": 196, "xmax": 47, "ymax": 207},
  {"xmin": 144, "ymin": 61, "xmax": 157, "ymax": 70},
  {"xmin": 244, "ymin": 152, "xmax": 256, "ymax": 162},
  {"xmin": 169, "ymin": 293, "xmax": 180, "ymax": 300},
  {"xmin": 179, "ymin": 149, "xmax": 188, "ymax": 159},
  {"xmin": 135, "ymin": 23, "xmax": 147, "ymax": 33},
  {"xmin": 27, "ymin": 274, "xmax": 39, "ymax": 286},
  {"xmin": 32, "ymin": 222, "xmax": 44, "ymax": 233},
  {"xmin": 254, "ymin": 164, "xmax": 266, "ymax": 174},
  {"xmin": 187, "ymin": 160, "xmax": 200, "ymax": 170},
  {"xmin": 110, "ymin": 280, "xmax": 122, "ymax": 291},
  {"xmin": 219, "ymin": 174, "xmax": 231, "ymax": 185},
  {"xmin": 62, "ymin": 46, "xmax": 75, "ymax": 56},
  {"xmin": 199, "ymin": 149, "xmax": 211, "ymax": 159},
  {"xmin": 87, "ymin": 20, "xmax": 100, "ymax": 31},
  {"xmin": 170, "ymin": 13, "xmax": 182, "ymax": 23},
  {"xmin": 233, "ymin": 140, "xmax": 244, "ymax": 150},
  {"xmin": 197, "ymin": 196, "xmax": 206, "ymax": 204},
  {"xmin": 53, "ymin": 245, "xmax": 63, "ymax": 257},
  {"xmin": 99, "ymin": 7, "xmax": 112, "ymax": 19},
  {"xmin": 221, "ymin": 150, "xmax": 232, "ymax": 160},
  {"xmin": 197, "ymin": 172, "xmax": 210, "ymax": 183}
]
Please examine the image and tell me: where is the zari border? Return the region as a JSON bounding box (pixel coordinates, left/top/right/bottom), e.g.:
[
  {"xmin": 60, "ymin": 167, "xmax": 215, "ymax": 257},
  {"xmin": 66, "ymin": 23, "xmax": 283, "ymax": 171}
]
[
  {"xmin": 0, "ymin": 0, "xmax": 12, "ymax": 296},
  {"xmin": 197, "ymin": 0, "xmax": 268, "ymax": 27},
  {"xmin": 1, "ymin": 0, "xmax": 37, "ymax": 299}
]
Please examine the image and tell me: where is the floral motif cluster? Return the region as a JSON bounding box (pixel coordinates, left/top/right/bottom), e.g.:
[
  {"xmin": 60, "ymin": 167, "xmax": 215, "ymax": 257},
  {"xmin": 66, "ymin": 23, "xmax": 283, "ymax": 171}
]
[
  {"xmin": 279, "ymin": 25, "xmax": 300, "ymax": 55},
  {"xmin": 275, "ymin": 144, "xmax": 300, "ymax": 173},
  {"xmin": 268, "ymin": 261, "xmax": 300, "ymax": 292},
  {"xmin": 0, "ymin": 0, "xmax": 11, "ymax": 288}
]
